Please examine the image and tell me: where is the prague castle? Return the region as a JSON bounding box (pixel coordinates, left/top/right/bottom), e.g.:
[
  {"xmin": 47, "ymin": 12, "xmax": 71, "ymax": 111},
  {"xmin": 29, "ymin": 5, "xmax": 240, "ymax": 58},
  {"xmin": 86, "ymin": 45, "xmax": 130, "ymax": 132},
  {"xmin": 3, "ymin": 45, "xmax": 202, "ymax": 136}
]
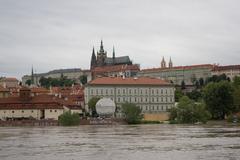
[{"xmin": 90, "ymin": 40, "xmax": 132, "ymax": 69}]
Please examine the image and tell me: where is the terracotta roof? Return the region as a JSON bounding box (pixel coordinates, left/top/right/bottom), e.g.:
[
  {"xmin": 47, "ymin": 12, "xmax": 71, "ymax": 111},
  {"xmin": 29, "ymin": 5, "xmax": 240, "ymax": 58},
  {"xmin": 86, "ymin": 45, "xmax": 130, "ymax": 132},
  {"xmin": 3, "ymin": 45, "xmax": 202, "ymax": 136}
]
[
  {"xmin": 0, "ymin": 77, "xmax": 18, "ymax": 82},
  {"xmin": 0, "ymin": 94, "xmax": 63, "ymax": 110},
  {"xmin": 88, "ymin": 77, "xmax": 172, "ymax": 86},
  {"xmin": 93, "ymin": 64, "xmax": 140, "ymax": 73},
  {"xmin": 31, "ymin": 87, "xmax": 50, "ymax": 94},
  {"xmin": 0, "ymin": 85, "xmax": 9, "ymax": 92},
  {"xmin": 212, "ymin": 65, "xmax": 240, "ymax": 71},
  {"xmin": 141, "ymin": 64, "xmax": 213, "ymax": 72}
]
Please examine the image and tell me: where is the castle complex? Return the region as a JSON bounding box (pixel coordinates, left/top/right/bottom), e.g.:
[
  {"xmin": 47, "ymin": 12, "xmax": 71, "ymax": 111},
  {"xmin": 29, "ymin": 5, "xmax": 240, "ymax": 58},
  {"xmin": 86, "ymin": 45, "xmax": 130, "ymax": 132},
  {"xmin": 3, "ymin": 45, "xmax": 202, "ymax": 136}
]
[{"xmin": 90, "ymin": 40, "xmax": 132, "ymax": 69}]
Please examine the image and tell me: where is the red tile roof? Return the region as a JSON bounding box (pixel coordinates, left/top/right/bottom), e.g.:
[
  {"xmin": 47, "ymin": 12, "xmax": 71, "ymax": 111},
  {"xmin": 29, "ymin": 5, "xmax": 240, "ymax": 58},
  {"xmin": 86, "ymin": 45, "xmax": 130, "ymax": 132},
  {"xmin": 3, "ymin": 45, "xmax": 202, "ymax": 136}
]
[
  {"xmin": 212, "ymin": 65, "xmax": 240, "ymax": 71},
  {"xmin": 0, "ymin": 94, "xmax": 63, "ymax": 109},
  {"xmin": 0, "ymin": 77, "xmax": 18, "ymax": 82},
  {"xmin": 141, "ymin": 64, "xmax": 213, "ymax": 72},
  {"xmin": 88, "ymin": 77, "xmax": 172, "ymax": 86},
  {"xmin": 0, "ymin": 85, "xmax": 9, "ymax": 92},
  {"xmin": 93, "ymin": 64, "xmax": 140, "ymax": 73}
]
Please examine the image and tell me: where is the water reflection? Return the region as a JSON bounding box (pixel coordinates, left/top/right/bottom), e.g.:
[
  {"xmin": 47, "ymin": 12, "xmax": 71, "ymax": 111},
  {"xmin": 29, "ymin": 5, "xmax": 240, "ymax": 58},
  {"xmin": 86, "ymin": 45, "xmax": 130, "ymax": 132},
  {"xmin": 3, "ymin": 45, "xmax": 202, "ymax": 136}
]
[{"xmin": 0, "ymin": 124, "xmax": 240, "ymax": 160}]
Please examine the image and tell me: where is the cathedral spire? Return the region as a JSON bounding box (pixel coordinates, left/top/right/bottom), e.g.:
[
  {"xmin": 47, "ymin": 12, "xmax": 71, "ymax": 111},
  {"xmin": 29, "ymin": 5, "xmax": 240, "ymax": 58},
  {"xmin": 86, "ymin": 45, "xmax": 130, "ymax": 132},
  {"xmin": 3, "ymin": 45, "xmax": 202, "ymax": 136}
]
[
  {"xmin": 90, "ymin": 47, "xmax": 97, "ymax": 69},
  {"xmin": 100, "ymin": 40, "xmax": 104, "ymax": 52},
  {"xmin": 161, "ymin": 57, "xmax": 166, "ymax": 68},
  {"xmin": 31, "ymin": 66, "xmax": 34, "ymax": 85},
  {"xmin": 112, "ymin": 46, "xmax": 115, "ymax": 59},
  {"xmin": 169, "ymin": 57, "xmax": 173, "ymax": 68}
]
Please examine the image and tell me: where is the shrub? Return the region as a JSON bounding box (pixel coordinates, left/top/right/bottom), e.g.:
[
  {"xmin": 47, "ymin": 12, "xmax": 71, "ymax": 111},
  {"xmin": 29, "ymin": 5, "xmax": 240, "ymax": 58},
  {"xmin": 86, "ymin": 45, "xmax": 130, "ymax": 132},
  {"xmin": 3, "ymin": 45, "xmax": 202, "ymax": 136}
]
[
  {"xmin": 121, "ymin": 102, "xmax": 143, "ymax": 124},
  {"xmin": 58, "ymin": 111, "xmax": 80, "ymax": 126}
]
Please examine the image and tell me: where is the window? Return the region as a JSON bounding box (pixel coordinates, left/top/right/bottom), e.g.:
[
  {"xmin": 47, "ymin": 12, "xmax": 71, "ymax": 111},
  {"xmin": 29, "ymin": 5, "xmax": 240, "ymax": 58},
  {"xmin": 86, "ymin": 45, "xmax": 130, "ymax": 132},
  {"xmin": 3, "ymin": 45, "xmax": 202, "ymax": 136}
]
[
  {"xmin": 157, "ymin": 106, "xmax": 159, "ymax": 110},
  {"xmin": 118, "ymin": 89, "xmax": 120, "ymax": 94},
  {"xmin": 118, "ymin": 97, "xmax": 120, "ymax": 102},
  {"xmin": 50, "ymin": 110, "xmax": 52, "ymax": 112},
  {"xmin": 146, "ymin": 106, "xmax": 148, "ymax": 110},
  {"xmin": 161, "ymin": 89, "xmax": 163, "ymax": 94},
  {"xmin": 135, "ymin": 97, "xmax": 137, "ymax": 102},
  {"xmin": 123, "ymin": 97, "xmax": 125, "ymax": 102},
  {"xmin": 91, "ymin": 89, "xmax": 93, "ymax": 94},
  {"xmin": 152, "ymin": 97, "xmax": 154, "ymax": 102},
  {"xmin": 156, "ymin": 90, "xmax": 159, "ymax": 94},
  {"xmin": 145, "ymin": 98, "xmax": 148, "ymax": 102},
  {"xmin": 12, "ymin": 111, "xmax": 14, "ymax": 113},
  {"xmin": 55, "ymin": 110, "xmax": 57, "ymax": 112},
  {"xmin": 22, "ymin": 110, "xmax": 24, "ymax": 113},
  {"xmin": 152, "ymin": 90, "xmax": 154, "ymax": 94},
  {"xmin": 157, "ymin": 97, "xmax": 159, "ymax": 102},
  {"xmin": 123, "ymin": 89, "xmax": 125, "ymax": 94},
  {"xmin": 134, "ymin": 89, "xmax": 137, "ymax": 94},
  {"xmin": 141, "ymin": 97, "xmax": 143, "ymax": 102},
  {"xmin": 106, "ymin": 89, "xmax": 108, "ymax": 94},
  {"xmin": 161, "ymin": 97, "xmax": 163, "ymax": 102},
  {"xmin": 129, "ymin": 89, "xmax": 131, "ymax": 94},
  {"xmin": 101, "ymin": 89, "xmax": 103, "ymax": 94},
  {"xmin": 140, "ymin": 90, "xmax": 142, "ymax": 94},
  {"xmin": 110, "ymin": 89, "xmax": 113, "ymax": 94},
  {"xmin": 31, "ymin": 110, "xmax": 34, "ymax": 113}
]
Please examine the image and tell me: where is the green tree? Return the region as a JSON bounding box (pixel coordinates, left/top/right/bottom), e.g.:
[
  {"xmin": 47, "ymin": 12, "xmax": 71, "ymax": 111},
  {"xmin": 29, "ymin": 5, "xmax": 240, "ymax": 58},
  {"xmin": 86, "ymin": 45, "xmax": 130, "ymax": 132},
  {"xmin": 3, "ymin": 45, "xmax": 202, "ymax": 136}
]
[
  {"xmin": 25, "ymin": 79, "xmax": 32, "ymax": 86},
  {"xmin": 186, "ymin": 90, "xmax": 202, "ymax": 102},
  {"xmin": 199, "ymin": 78, "xmax": 204, "ymax": 87},
  {"xmin": 88, "ymin": 97, "xmax": 100, "ymax": 117},
  {"xmin": 175, "ymin": 88, "xmax": 184, "ymax": 102},
  {"xmin": 80, "ymin": 75, "xmax": 88, "ymax": 85},
  {"xmin": 181, "ymin": 80, "xmax": 186, "ymax": 90},
  {"xmin": 203, "ymin": 81, "xmax": 235, "ymax": 119},
  {"xmin": 121, "ymin": 102, "xmax": 143, "ymax": 124},
  {"xmin": 58, "ymin": 111, "xmax": 80, "ymax": 126},
  {"xmin": 233, "ymin": 76, "xmax": 240, "ymax": 87},
  {"xmin": 169, "ymin": 96, "xmax": 211, "ymax": 124}
]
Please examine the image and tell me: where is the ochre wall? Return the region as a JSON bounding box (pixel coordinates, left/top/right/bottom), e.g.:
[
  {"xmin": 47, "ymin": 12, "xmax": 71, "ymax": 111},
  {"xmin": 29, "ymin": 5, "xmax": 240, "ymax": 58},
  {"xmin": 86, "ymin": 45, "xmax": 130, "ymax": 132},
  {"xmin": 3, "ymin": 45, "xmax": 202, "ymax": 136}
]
[{"xmin": 144, "ymin": 112, "xmax": 170, "ymax": 121}]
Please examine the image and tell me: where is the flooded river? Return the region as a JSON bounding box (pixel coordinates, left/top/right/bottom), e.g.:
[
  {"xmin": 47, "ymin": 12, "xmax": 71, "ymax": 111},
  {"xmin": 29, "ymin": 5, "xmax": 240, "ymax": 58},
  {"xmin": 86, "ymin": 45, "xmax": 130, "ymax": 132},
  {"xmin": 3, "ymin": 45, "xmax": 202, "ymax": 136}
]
[{"xmin": 0, "ymin": 124, "xmax": 240, "ymax": 160}]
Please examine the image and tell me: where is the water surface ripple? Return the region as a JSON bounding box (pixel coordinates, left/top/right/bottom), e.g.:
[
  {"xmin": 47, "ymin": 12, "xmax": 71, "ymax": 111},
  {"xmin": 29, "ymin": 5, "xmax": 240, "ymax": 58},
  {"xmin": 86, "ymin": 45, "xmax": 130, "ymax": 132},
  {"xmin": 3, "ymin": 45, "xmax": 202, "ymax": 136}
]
[{"xmin": 0, "ymin": 124, "xmax": 240, "ymax": 160}]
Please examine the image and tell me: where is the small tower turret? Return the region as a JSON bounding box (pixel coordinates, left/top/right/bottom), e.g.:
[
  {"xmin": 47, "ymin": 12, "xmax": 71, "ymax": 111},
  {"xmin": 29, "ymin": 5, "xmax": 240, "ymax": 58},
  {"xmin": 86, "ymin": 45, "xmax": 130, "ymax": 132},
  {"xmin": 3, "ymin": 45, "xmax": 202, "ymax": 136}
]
[
  {"xmin": 169, "ymin": 57, "xmax": 173, "ymax": 68},
  {"xmin": 90, "ymin": 47, "xmax": 97, "ymax": 69},
  {"xmin": 161, "ymin": 57, "xmax": 166, "ymax": 68}
]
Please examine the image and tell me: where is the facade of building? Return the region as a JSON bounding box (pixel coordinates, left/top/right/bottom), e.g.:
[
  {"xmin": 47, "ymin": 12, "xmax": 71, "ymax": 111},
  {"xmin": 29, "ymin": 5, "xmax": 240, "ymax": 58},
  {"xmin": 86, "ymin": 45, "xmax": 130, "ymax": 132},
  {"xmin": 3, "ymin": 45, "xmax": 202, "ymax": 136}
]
[
  {"xmin": 22, "ymin": 68, "xmax": 91, "ymax": 86},
  {"xmin": 0, "ymin": 87, "xmax": 82, "ymax": 121},
  {"xmin": 90, "ymin": 41, "xmax": 132, "ymax": 69},
  {"xmin": 0, "ymin": 86, "xmax": 10, "ymax": 98},
  {"xmin": 212, "ymin": 65, "xmax": 240, "ymax": 81},
  {"xmin": 138, "ymin": 63, "xmax": 213, "ymax": 85},
  {"xmin": 84, "ymin": 77, "xmax": 175, "ymax": 118},
  {"xmin": 0, "ymin": 77, "xmax": 19, "ymax": 88},
  {"xmin": 91, "ymin": 64, "xmax": 140, "ymax": 79}
]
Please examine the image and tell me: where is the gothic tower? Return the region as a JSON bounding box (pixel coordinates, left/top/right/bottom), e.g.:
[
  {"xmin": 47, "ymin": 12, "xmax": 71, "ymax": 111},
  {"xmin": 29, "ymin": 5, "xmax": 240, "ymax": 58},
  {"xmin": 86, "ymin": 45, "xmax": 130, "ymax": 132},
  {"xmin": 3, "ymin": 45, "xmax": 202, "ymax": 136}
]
[
  {"xmin": 169, "ymin": 57, "xmax": 173, "ymax": 68},
  {"xmin": 90, "ymin": 47, "xmax": 97, "ymax": 69},
  {"xmin": 97, "ymin": 40, "xmax": 107, "ymax": 66},
  {"xmin": 161, "ymin": 57, "xmax": 166, "ymax": 68},
  {"xmin": 112, "ymin": 46, "xmax": 115, "ymax": 64}
]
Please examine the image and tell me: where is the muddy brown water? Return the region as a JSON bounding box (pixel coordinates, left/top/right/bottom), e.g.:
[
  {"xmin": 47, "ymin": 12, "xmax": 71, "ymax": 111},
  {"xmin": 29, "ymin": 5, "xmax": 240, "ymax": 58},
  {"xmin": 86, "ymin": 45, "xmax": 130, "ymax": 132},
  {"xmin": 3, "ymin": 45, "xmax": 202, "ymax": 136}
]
[{"xmin": 0, "ymin": 124, "xmax": 240, "ymax": 160}]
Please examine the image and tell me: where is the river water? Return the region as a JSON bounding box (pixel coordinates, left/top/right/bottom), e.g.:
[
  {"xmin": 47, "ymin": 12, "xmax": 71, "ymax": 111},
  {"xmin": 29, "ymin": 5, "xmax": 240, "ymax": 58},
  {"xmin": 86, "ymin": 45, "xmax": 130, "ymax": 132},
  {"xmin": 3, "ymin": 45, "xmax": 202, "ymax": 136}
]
[{"xmin": 0, "ymin": 124, "xmax": 240, "ymax": 160}]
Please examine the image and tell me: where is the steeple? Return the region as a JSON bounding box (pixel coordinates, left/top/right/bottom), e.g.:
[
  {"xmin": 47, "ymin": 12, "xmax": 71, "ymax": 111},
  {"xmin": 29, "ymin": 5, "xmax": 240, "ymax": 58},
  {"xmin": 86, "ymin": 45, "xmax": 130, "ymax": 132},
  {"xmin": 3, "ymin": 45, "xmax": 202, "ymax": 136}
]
[
  {"xmin": 161, "ymin": 57, "xmax": 166, "ymax": 68},
  {"xmin": 169, "ymin": 57, "xmax": 173, "ymax": 68},
  {"xmin": 31, "ymin": 66, "xmax": 34, "ymax": 85},
  {"xmin": 100, "ymin": 40, "xmax": 104, "ymax": 52},
  {"xmin": 90, "ymin": 47, "xmax": 97, "ymax": 69},
  {"xmin": 112, "ymin": 46, "xmax": 115, "ymax": 59}
]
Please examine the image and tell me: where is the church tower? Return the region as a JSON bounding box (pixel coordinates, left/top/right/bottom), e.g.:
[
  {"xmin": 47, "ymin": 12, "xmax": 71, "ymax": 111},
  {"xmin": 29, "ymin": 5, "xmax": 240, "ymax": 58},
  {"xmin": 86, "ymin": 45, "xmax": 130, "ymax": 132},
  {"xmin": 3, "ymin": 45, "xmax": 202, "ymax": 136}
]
[
  {"xmin": 161, "ymin": 57, "xmax": 166, "ymax": 68},
  {"xmin": 112, "ymin": 46, "xmax": 115, "ymax": 64},
  {"xmin": 169, "ymin": 57, "xmax": 173, "ymax": 68},
  {"xmin": 90, "ymin": 47, "xmax": 97, "ymax": 69},
  {"xmin": 97, "ymin": 40, "xmax": 107, "ymax": 66}
]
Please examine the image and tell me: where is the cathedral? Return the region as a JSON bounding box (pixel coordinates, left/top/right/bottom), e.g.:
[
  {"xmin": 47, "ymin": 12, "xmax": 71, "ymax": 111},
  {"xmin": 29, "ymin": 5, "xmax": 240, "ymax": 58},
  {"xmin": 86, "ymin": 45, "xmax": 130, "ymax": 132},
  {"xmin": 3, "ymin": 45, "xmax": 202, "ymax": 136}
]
[{"xmin": 90, "ymin": 40, "xmax": 132, "ymax": 69}]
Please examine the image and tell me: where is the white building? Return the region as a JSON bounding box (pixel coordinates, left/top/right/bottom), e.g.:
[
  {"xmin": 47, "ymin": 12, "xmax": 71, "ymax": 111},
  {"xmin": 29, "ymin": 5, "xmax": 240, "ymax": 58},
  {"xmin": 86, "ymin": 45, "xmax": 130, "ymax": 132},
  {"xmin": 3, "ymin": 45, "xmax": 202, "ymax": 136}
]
[
  {"xmin": 84, "ymin": 77, "xmax": 175, "ymax": 118},
  {"xmin": 212, "ymin": 65, "xmax": 240, "ymax": 81}
]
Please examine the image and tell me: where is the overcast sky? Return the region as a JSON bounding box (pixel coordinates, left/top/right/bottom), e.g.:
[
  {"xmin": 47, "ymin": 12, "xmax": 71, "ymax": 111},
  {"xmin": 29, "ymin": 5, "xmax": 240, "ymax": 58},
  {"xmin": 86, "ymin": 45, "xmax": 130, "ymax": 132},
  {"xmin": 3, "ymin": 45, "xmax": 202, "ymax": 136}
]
[{"xmin": 0, "ymin": 0, "xmax": 240, "ymax": 79}]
